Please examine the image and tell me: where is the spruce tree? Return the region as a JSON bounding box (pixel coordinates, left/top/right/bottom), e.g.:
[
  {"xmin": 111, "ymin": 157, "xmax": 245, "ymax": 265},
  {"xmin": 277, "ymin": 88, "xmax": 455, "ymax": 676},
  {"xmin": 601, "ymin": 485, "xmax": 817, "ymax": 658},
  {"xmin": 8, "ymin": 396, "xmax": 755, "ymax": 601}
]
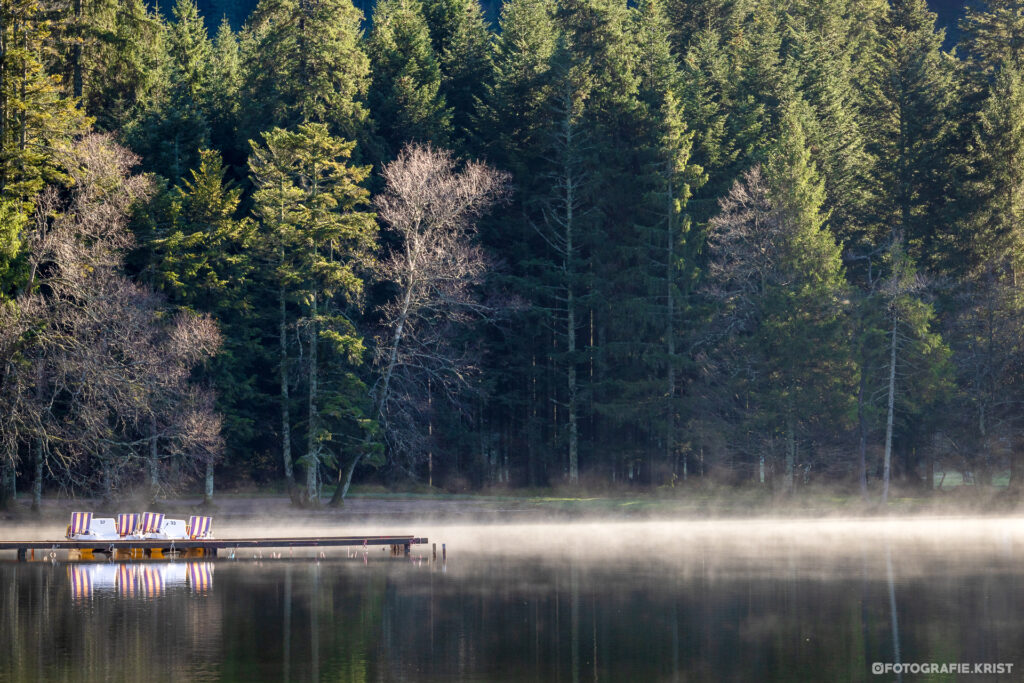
[
  {"xmin": 366, "ymin": 0, "xmax": 452, "ymax": 159},
  {"xmin": 249, "ymin": 123, "xmax": 376, "ymax": 505},
  {"xmin": 58, "ymin": 0, "xmax": 167, "ymax": 133},
  {"xmin": 149, "ymin": 150, "xmax": 270, "ymax": 488},
  {"xmin": 867, "ymin": 0, "xmax": 959, "ymax": 273},
  {"xmin": 422, "ymin": 0, "xmax": 493, "ymax": 145},
  {"xmin": 706, "ymin": 104, "xmax": 852, "ymax": 489},
  {"xmin": 121, "ymin": 2, "xmax": 211, "ymax": 183},
  {"xmin": 239, "ymin": 0, "xmax": 370, "ymax": 144},
  {"xmin": 0, "ymin": 0, "xmax": 87, "ymax": 204},
  {"xmin": 962, "ymin": 0, "xmax": 1024, "ymax": 73},
  {"xmin": 208, "ymin": 18, "xmax": 241, "ymax": 158}
]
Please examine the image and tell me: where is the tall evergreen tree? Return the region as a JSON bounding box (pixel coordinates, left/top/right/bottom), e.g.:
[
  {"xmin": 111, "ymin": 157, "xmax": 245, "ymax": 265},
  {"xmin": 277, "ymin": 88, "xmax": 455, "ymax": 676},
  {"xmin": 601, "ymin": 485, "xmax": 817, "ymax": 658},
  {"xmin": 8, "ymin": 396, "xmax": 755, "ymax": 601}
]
[
  {"xmin": 122, "ymin": 1, "xmax": 211, "ymax": 183},
  {"xmin": 208, "ymin": 18, "xmax": 241, "ymax": 158},
  {"xmin": 366, "ymin": 0, "xmax": 452, "ymax": 159},
  {"xmin": 80, "ymin": 0, "xmax": 166, "ymax": 132},
  {"xmin": 0, "ymin": 0, "xmax": 87, "ymax": 204},
  {"xmin": 961, "ymin": 0, "xmax": 1024, "ymax": 72},
  {"xmin": 249, "ymin": 123, "xmax": 376, "ymax": 505},
  {"xmin": 422, "ymin": 0, "xmax": 494, "ymax": 145},
  {"xmin": 706, "ymin": 106, "xmax": 852, "ymax": 489},
  {"xmin": 239, "ymin": 0, "xmax": 370, "ymax": 145},
  {"xmin": 866, "ymin": 0, "xmax": 959, "ymax": 273}
]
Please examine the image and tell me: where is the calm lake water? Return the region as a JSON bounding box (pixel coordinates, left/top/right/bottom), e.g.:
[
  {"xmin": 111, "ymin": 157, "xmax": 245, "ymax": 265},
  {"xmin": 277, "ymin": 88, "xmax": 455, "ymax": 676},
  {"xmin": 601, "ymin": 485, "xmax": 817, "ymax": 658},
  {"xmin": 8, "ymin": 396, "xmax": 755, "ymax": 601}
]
[{"xmin": 1, "ymin": 518, "xmax": 1022, "ymax": 681}]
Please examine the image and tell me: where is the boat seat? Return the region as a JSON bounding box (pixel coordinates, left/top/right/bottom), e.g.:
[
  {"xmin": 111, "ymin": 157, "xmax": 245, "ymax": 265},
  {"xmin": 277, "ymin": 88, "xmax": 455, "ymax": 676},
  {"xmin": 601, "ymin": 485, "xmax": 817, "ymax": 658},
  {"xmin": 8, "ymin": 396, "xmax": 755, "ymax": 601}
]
[
  {"xmin": 145, "ymin": 518, "xmax": 188, "ymax": 540},
  {"xmin": 139, "ymin": 512, "xmax": 165, "ymax": 537},
  {"xmin": 187, "ymin": 515, "xmax": 213, "ymax": 539},
  {"xmin": 116, "ymin": 513, "xmax": 140, "ymax": 537},
  {"xmin": 66, "ymin": 511, "xmax": 92, "ymax": 539},
  {"xmin": 66, "ymin": 514, "xmax": 118, "ymax": 541}
]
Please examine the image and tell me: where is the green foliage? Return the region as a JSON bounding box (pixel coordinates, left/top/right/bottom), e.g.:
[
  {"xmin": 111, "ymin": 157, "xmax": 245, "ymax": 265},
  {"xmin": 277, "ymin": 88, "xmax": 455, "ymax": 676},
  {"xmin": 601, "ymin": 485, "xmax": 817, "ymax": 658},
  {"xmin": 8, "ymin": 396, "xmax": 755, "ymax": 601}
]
[
  {"xmin": 422, "ymin": 0, "xmax": 494, "ymax": 144},
  {"xmin": 961, "ymin": 0, "xmax": 1024, "ymax": 72},
  {"xmin": 239, "ymin": 0, "xmax": 370, "ymax": 145},
  {"xmin": 249, "ymin": 123, "xmax": 378, "ymax": 495},
  {"xmin": 367, "ymin": 0, "xmax": 452, "ymax": 158},
  {"xmin": 121, "ymin": 1, "xmax": 211, "ymax": 182},
  {"xmin": 0, "ymin": 200, "xmax": 27, "ymax": 300},
  {"xmin": 13, "ymin": 0, "xmax": 1024, "ymax": 498},
  {"xmin": 0, "ymin": 0, "xmax": 88, "ymax": 204}
]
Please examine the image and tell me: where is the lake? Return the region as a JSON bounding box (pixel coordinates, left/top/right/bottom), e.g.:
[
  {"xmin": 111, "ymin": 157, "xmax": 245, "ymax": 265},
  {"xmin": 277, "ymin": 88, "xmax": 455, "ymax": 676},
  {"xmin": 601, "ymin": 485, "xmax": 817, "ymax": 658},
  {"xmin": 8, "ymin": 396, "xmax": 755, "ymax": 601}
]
[{"xmin": 1, "ymin": 518, "xmax": 1022, "ymax": 681}]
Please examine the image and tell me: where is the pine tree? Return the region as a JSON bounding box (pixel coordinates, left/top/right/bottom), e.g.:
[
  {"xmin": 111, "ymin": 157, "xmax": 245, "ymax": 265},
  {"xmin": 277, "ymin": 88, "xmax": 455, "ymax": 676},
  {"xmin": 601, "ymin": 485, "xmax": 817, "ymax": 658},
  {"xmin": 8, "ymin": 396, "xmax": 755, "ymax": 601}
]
[
  {"xmin": 636, "ymin": 0, "xmax": 706, "ymax": 481},
  {"xmin": 965, "ymin": 63, "xmax": 1024, "ymax": 280},
  {"xmin": 79, "ymin": 0, "xmax": 167, "ymax": 132},
  {"xmin": 706, "ymin": 104, "xmax": 852, "ymax": 489},
  {"xmin": 239, "ymin": 0, "xmax": 370, "ymax": 144},
  {"xmin": 867, "ymin": 0, "xmax": 959, "ymax": 274},
  {"xmin": 148, "ymin": 150, "xmax": 266, "ymax": 498},
  {"xmin": 422, "ymin": 0, "xmax": 494, "ymax": 145},
  {"xmin": 786, "ymin": 0, "xmax": 879, "ymax": 246},
  {"xmin": 168, "ymin": 0, "xmax": 213, "ymax": 108},
  {"xmin": 366, "ymin": 0, "xmax": 452, "ymax": 158},
  {"xmin": 249, "ymin": 123, "xmax": 376, "ymax": 505},
  {"xmin": 474, "ymin": 0, "xmax": 558, "ymax": 485},
  {"xmin": 121, "ymin": 3, "xmax": 211, "ymax": 182},
  {"xmin": 208, "ymin": 18, "xmax": 241, "ymax": 158},
  {"xmin": 0, "ymin": 0, "xmax": 87, "ymax": 204},
  {"xmin": 962, "ymin": 0, "xmax": 1024, "ymax": 73},
  {"xmin": 476, "ymin": 0, "xmax": 557, "ymax": 167},
  {"xmin": 662, "ymin": 0, "xmax": 754, "ymax": 53}
]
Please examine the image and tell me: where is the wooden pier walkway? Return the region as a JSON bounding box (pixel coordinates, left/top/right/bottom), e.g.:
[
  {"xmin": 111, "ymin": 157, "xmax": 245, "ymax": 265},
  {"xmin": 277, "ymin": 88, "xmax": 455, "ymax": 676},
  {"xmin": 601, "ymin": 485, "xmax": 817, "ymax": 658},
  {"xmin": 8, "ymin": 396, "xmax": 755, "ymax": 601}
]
[{"xmin": 0, "ymin": 535, "xmax": 428, "ymax": 560}]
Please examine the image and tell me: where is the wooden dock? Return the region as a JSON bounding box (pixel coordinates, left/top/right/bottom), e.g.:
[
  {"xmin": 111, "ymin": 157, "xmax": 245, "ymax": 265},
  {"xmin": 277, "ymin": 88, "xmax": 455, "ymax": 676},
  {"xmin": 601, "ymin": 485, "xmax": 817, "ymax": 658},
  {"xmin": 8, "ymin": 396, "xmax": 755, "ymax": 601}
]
[{"xmin": 0, "ymin": 535, "xmax": 428, "ymax": 561}]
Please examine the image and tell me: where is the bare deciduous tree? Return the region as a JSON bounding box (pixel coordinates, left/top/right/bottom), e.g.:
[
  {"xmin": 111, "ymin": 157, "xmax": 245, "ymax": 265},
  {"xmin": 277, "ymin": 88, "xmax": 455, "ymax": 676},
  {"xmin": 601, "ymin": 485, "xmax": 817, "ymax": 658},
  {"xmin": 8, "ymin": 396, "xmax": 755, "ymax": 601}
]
[
  {"xmin": 331, "ymin": 143, "xmax": 509, "ymax": 504},
  {"xmin": 0, "ymin": 134, "xmax": 223, "ymax": 507}
]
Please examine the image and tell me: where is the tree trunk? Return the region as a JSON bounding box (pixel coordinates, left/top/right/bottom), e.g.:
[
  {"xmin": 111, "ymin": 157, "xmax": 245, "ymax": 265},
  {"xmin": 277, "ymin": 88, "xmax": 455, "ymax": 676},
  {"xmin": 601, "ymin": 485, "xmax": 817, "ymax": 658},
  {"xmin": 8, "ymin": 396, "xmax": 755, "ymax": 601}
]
[
  {"xmin": 279, "ymin": 281, "xmax": 297, "ymax": 501},
  {"xmin": 204, "ymin": 459, "xmax": 214, "ymax": 506},
  {"xmin": 785, "ymin": 414, "xmax": 795, "ymax": 491},
  {"xmin": 0, "ymin": 459, "xmax": 14, "ymax": 510},
  {"xmin": 305, "ymin": 291, "xmax": 319, "ymax": 506},
  {"xmin": 666, "ymin": 173, "xmax": 677, "ymax": 482},
  {"xmin": 882, "ymin": 312, "xmax": 898, "ymax": 504},
  {"xmin": 857, "ymin": 368, "xmax": 869, "ymax": 499},
  {"xmin": 31, "ymin": 440, "xmax": 41, "ymax": 512},
  {"xmin": 566, "ymin": 174, "xmax": 578, "ymax": 486},
  {"xmin": 148, "ymin": 412, "xmax": 159, "ymax": 501},
  {"xmin": 31, "ymin": 361, "xmax": 43, "ymax": 512},
  {"xmin": 328, "ymin": 452, "xmax": 361, "ymax": 507},
  {"xmin": 567, "ymin": 295, "xmax": 578, "ymax": 485}
]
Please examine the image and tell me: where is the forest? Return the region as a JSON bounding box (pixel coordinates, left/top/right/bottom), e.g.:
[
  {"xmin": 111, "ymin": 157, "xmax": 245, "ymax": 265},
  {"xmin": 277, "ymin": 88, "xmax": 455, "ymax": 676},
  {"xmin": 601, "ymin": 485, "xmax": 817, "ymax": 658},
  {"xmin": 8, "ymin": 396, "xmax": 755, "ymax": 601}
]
[{"xmin": 1, "ymin": 0, "xmax": 1023, "ymax": 508}]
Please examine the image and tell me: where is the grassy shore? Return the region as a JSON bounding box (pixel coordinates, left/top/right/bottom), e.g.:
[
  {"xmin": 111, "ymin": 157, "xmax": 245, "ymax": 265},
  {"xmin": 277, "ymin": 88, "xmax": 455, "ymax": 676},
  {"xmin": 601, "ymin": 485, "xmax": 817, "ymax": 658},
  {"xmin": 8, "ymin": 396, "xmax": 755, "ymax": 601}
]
[{"xmin": 4, "ymin": 479, "xmax": 1023, "ymax": 523}]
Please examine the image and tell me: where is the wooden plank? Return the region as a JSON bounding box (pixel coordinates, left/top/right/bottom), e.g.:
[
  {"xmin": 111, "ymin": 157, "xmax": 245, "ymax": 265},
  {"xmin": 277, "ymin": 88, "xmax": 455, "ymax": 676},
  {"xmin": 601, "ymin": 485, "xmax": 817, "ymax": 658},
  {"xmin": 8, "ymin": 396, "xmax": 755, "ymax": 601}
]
[{"xmin": 0, "ymin": 536, "xmax": 428, "ymax": 551}]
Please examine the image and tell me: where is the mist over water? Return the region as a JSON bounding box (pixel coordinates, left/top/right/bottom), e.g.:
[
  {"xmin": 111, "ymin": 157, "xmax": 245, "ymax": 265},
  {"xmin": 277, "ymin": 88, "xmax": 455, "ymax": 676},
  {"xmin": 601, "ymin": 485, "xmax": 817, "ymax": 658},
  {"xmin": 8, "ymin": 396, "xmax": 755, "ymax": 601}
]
[{"xmin": 2, "ymin": 517, "xmax": 1022, "ymax": 681}]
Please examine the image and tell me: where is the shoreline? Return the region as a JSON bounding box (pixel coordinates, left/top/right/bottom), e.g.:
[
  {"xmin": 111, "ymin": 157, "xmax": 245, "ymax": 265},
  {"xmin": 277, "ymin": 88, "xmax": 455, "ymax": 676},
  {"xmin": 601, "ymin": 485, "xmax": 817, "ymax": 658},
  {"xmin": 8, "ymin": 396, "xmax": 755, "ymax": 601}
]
[{"xmin": 3, "ymin": 486, "xmax": 1023, "ymax": 524}]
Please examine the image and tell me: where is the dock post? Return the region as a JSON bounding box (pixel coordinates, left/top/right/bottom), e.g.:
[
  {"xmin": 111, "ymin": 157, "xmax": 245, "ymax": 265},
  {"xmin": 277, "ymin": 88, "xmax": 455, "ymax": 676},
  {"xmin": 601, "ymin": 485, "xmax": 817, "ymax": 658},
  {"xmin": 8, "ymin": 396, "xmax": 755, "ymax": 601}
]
[
  {"xmin": 210, "ymin": 547, "xmax": 218, "ymax": 558},
  {"xmin": 16, "ymin": 548, "xmax": 26, "ymax": 562},
  {"xmin": 432, "ymin": 543, "xmax": 436, "ymax": 561},
  {"xmin": 442, "ymin": 544, "xmax": 446, "ymax": 562}
]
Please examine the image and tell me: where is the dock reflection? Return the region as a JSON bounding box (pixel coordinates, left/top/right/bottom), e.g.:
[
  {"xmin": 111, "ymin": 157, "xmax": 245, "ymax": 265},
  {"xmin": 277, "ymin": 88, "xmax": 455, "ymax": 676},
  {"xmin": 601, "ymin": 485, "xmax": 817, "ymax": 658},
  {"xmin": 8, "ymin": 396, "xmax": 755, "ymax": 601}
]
[{"xmin": 67, "ymin": 561, "xmax": 214, "ymax": 600}]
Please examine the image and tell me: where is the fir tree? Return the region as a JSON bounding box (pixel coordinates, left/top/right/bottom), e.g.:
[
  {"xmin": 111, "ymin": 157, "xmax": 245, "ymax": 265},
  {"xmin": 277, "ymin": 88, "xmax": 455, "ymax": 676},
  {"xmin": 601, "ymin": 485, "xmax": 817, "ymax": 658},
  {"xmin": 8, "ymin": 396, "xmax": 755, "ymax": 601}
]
[
  {"xmin": 366, "ymin": 0, "xmax": 452, "ymax": 159},
  {"xmin": 249, "ymin": 123, "xmax": 376, "ymax": 505},
  {"xmin": 239, "ymin": 0, "xmax": 370, "ymax": 144},
  {"xmin": 422, "ymin": 0, "xmax": 493, "ymax": 145},
  {"xmin": 0, "ymin": 0, "xmax": 87, "ymax": 204}
]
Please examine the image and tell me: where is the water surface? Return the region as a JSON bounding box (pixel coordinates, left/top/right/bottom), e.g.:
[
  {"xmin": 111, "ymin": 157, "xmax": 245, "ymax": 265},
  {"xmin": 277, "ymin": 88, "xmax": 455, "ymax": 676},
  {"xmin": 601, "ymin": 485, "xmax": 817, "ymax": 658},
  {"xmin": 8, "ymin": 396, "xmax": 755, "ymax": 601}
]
[{"xmin": 1, "ymin": 518, "xmax": 1022, "ymax": 681}]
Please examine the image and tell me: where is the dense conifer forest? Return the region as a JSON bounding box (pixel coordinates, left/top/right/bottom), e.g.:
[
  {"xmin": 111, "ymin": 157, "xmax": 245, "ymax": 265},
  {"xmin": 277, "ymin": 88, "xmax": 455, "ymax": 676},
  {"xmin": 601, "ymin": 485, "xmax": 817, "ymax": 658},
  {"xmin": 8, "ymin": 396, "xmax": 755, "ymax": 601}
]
[{"xmin": 1, "ymin": 0, "xmax": 1023, "ymax": 507}]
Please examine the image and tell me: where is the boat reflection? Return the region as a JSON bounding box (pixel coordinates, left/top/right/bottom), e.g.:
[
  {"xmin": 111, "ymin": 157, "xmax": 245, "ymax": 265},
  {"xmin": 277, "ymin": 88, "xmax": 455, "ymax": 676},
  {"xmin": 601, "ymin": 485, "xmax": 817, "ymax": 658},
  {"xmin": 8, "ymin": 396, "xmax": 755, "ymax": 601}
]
[{"xmin": 68, "ymin": 561, "xmax": 214, "ymax": 600}]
